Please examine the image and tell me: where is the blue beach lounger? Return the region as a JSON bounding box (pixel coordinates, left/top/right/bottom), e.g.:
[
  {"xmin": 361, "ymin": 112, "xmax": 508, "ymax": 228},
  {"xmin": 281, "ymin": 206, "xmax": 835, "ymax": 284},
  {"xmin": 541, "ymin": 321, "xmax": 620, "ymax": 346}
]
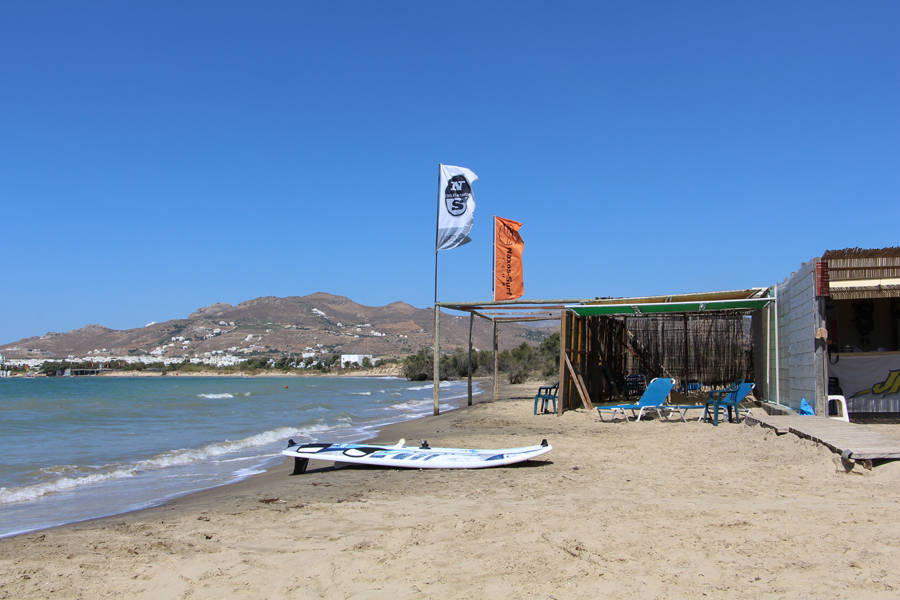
[
  {"xmin": 596, "ymin": 377, "xmax": 675, "ymax": 422},
  {"xmin": 662, "ymin": 402, "xmax": 707, "ymax": 423}
]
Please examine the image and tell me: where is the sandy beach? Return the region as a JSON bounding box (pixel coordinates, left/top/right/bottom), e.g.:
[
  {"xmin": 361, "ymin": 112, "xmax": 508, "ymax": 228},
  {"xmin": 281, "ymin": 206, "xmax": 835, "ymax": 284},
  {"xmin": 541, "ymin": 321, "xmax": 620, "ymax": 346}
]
[{"xmin": 2, "ymin": 381, "xmax": 899, "ymax": 599}]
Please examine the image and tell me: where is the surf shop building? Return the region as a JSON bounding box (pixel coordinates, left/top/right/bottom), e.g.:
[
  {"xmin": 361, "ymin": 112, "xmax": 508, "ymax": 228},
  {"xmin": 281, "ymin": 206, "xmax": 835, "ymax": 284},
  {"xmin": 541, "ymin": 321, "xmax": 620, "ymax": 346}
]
[
  {"xmin": 554, "ymin": 246, "xmax": 900, "ymax": 418},
  {"xmin": 758, "ymin": 247, "xmax": 900, "ymax": 418}
]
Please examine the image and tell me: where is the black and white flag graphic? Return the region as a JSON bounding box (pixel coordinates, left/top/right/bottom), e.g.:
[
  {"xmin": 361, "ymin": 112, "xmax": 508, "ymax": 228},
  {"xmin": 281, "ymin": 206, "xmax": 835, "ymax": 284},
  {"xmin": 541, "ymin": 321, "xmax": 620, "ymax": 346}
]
[{"xmin": 436, "ymin": 164, "xmax": 478, "ymax": 251}]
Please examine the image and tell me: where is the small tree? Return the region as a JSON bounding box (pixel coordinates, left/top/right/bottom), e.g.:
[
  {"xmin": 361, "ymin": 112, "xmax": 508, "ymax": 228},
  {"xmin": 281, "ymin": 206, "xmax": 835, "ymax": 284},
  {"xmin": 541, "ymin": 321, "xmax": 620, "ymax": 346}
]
[{"xmin": 402, "ymin": 348, "xmax": 433, "ymax": 381}]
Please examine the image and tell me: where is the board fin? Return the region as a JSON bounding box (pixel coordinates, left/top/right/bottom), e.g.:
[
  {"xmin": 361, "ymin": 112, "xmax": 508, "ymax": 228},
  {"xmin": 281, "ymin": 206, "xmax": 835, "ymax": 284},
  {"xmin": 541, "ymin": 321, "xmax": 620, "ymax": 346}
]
[
  {"xmin": 393, "ymin": 438, "xmax": 406, "ymax": 449},
  {"xmin": 291, "ymin": 457, "xmax": 309, "ymax": 475}
]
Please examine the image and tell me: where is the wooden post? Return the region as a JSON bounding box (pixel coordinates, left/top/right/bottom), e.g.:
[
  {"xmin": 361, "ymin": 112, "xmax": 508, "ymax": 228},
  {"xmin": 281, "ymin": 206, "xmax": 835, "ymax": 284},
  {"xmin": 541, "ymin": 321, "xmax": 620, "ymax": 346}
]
[
  {"xmin": 575, "ymin": 314, "xmax": 584, "ymax": 383},
  {"xmin": 814, "ymin": 296, "xmax": 827, "ymax": 416},
  {"xmin": 581, "ymin": 315, "xmax": 588, "ymax": 402},
  {"xmin": 682, "ymin": 314, "xmax": 689, "ymax": 386},
  {"xmin": 558, "ymin": 309, "xmax": 568, "ymax": 414},
  {"xmin": 433, "ymin": 305, "xmax": 440, "ymax": 415},
  {"xmin": 467, "ymin": 312, "xmax": 474, "ymax": 406},
  {"xmin": 492, "ymin": 320, "xmax": 499, "ymax": 402},
  {"xmin": 564, "ymin": 351, "xmax": 593, "ymax": 410}
]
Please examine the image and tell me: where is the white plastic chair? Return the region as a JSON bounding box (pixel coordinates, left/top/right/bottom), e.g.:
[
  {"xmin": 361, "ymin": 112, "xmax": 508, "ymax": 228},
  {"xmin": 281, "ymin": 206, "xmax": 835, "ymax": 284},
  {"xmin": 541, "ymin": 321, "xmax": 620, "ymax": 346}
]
[{"xmin": 827, "ymin": 395, "xmax": 850, "ymax": 422}]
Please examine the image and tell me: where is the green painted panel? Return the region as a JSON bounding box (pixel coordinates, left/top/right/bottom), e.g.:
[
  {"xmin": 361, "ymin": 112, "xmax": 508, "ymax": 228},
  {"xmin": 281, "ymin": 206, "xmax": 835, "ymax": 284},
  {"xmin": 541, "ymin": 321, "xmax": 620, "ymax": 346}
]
[
  {"xmin": 570, "ymin": 305, "xmax": 634, "ymax": 315},
  {"xmin": 569, "ymin": 298, "xmax": 771, "ymax": 316},
  {"xmin": 642, "ymin": 303, "xmax": 701, "ymax": 313}
]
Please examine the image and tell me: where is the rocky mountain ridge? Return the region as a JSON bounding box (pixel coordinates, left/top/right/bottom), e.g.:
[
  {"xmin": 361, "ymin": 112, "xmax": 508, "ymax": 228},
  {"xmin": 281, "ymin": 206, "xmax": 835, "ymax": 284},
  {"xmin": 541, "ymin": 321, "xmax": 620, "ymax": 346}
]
[{"xmin": 0, "ymin": 293, "xmax": 552, "ymax": 361}]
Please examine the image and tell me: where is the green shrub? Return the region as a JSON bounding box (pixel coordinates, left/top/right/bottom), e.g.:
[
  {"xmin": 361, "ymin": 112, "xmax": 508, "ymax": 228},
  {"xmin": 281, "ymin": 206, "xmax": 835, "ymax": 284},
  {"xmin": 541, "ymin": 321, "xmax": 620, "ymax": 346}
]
[
  {"xmin": 400, "ymin": 332, "xmax": 560, "ymax": 382},
  {"xmin": 402, "ymin": 348, "xmax": 435, "ymax": 381}
]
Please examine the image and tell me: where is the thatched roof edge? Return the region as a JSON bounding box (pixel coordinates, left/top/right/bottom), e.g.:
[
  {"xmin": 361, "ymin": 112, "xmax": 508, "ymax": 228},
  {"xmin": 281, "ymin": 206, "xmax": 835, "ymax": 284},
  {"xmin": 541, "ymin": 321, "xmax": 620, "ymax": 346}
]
[{"xmin": 822, "ymin": 246, "xmax": 900, "ymax": 260}]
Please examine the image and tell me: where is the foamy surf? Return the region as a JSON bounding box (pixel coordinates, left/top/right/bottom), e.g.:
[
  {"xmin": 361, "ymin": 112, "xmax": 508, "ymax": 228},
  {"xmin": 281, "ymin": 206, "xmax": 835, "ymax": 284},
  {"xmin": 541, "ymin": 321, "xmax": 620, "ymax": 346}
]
[
  {"xmin": 0, "ymin": 426, "xmax": 300, "ymax": 505},
  {"xmin": 0, "ymin": 376, "xmax": 480, "ymax": 538},
  {"xmin": 405, "ymin": 381, "xmax": 452, "ymax": 391}
]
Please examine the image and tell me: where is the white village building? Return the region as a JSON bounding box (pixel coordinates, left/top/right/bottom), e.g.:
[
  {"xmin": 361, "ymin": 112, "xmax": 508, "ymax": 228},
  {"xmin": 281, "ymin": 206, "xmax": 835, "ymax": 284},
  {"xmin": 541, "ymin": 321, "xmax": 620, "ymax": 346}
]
[{"xmin": 339, "ymin": 354, "xmax": 377, "ymax": 368}]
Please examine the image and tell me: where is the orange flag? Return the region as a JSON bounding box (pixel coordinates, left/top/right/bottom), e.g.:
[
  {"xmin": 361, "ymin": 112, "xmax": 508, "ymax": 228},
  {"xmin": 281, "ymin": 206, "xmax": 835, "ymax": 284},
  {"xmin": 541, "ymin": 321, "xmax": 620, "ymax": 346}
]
[{"xmin": 494, "ymin": 216, "xmax": 524, "ymax": 301}]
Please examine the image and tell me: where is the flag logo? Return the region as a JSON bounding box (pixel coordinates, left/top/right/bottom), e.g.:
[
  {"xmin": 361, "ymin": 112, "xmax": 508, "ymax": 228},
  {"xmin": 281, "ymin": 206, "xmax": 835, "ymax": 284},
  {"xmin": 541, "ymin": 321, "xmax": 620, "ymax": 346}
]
[
  {"xmin": 436, "ymin": 164, "xmax": 478, "ymax": 251},
  {"xmin": 444, "ymin": 175, "xmax": 471, "ymax": 216}
]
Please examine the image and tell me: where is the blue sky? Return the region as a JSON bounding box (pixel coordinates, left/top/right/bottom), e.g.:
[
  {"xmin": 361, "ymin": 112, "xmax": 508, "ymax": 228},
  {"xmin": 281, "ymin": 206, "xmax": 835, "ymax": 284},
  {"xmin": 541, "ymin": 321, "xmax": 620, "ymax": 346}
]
[{"xmin": 1, "ymin": 1, "xmax": 898, "ymax": 344}]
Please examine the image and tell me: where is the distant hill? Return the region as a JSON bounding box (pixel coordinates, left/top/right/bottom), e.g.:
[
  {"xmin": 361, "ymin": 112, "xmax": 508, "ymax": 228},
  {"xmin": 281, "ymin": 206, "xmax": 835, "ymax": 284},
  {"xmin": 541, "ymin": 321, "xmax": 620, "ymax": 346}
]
[{"xmin": 0, "ymin": 293, "xmax": 554, "ymax": 360}]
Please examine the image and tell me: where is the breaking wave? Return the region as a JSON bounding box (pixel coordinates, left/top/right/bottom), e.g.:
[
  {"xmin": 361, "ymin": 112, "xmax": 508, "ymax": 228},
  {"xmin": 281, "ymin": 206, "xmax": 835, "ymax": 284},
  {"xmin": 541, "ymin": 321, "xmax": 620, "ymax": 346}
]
[
  {"xmin": 0, "ymin": 425, "xmax": 303, "ymax": 505},
  {"xmin": 405, "ymin": 381, "xmax": 453, "ymax": 391}
]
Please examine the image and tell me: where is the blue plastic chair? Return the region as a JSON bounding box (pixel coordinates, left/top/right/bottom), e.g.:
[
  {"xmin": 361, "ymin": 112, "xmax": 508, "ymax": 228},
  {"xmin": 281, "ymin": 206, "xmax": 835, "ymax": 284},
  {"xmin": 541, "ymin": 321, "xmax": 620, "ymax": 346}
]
[
  {"xmin": 703, "ymin": 382, "xmax": 755, "ymax": 426},
  {"xmin": 697, "ymin": 380, "xmax": 741, "ymax": 423},
  {"xmin": 533, "ymin": 382, "xmax": 559, "ymax": 414},
  {"xmin": 596, "ymin": 378, "xmax": 675, "ymax": 422}
]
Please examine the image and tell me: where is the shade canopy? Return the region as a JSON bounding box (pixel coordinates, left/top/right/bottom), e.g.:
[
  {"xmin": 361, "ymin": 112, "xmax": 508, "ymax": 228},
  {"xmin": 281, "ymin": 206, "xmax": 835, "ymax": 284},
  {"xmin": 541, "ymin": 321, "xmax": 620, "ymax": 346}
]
[{"xmin": 567, "ymin": 297, "xmax": 772, "ymax": 316}]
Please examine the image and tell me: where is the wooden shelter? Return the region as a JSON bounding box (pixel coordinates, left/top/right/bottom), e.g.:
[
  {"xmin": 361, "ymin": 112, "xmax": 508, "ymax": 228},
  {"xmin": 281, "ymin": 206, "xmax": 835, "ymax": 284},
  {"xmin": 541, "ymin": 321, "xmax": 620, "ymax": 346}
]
[
  {"xmin": 559, "ymin": 289, "xmax": 772, "ymax": 413},
  {"xmin": 432, "ymin": 289, "xmax": 773, "ymax": 415},
  {"xmin": 432, "ymin": 298, "xmax": 587, "ymax": 415}
]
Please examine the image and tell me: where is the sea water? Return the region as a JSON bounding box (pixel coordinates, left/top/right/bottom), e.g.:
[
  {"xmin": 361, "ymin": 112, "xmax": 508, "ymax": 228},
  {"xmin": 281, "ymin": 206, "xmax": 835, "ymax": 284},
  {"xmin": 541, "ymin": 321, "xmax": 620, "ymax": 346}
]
[{"xmin": 0, "ymin": 376, "xmax": 474, "ymax": 538}]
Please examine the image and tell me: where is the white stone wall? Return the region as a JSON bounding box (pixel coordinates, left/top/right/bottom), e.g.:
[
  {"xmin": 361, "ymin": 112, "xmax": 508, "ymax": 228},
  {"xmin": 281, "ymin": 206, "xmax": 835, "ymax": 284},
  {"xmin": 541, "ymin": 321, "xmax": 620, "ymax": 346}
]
[{"xmin": 774, "ymin": 259, "xmax": 819, "ymax": 411}]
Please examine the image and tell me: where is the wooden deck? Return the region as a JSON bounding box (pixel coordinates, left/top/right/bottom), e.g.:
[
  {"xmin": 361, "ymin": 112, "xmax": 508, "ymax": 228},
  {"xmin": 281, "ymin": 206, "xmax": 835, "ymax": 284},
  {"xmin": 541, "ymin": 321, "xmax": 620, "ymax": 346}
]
[{"xmin": 745, "ymin": 413, "xmax": 900, "ymax": 462}]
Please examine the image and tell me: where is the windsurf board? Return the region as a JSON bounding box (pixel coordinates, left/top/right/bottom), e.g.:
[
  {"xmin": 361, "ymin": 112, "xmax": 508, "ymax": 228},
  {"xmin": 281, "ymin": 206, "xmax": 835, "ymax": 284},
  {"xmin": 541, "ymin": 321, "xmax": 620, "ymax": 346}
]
[{"xmin": 282, "ymin": 438, "xmax": 551, "ymax": 472}]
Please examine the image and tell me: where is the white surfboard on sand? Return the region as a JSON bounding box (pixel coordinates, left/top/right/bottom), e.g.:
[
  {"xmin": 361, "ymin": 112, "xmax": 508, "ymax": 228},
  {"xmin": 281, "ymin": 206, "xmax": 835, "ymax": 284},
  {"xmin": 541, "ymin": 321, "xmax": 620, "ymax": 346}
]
[{"xmin": 282, "ymin": 438, "xmax": 551, "ymax": 472}]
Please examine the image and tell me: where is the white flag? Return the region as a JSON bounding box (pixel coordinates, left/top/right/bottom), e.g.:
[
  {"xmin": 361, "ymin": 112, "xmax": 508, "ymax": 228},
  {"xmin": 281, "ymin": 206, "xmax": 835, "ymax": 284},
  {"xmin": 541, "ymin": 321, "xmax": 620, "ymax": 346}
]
[{"xmin": 436, "ymin": 164, "xmax": 478, "ymax": 251}]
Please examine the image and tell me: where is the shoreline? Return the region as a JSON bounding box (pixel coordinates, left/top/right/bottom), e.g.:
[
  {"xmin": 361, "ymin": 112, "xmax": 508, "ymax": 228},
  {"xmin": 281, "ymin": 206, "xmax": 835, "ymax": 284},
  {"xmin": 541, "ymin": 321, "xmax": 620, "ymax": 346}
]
[
  {"xmin": 0, "ymin": 376, "xmax": 492, "ymax": 540},
  {"xmin": 134, "ymin": 383, "xmax": 495, "ymax": 520},
  {"xmin": 2, "ymin": 366, "xmax": 405, "ymax": 378},
  {"xmin": 2, "ymin": 381, "xmax": 899, "ymax": 598}
]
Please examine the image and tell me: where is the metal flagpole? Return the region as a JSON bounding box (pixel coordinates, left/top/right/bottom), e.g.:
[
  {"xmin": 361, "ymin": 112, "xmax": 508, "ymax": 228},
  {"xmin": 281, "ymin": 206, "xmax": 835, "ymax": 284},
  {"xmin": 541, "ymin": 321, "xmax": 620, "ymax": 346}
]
[
  {"xmin": 434, "ymin": 163, "xmax": 441, "ymax": 306},
  {"xmin": 490, "ymin": 216, "xmax": 504, "ymax": 401},
  {"xmin": 433, "ymin": 164, "xmax": 441, "ymax": 415}
]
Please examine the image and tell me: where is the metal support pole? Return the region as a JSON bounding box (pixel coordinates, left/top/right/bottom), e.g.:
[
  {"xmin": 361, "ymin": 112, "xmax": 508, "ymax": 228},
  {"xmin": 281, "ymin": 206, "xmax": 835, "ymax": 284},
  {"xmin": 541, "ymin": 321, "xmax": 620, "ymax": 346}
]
[
  {"xmin": 774, "ymin": 284, "xmax": 781, "ymax": 405},
  {"xmin": 433, "ymin": 305, "xmax": 440, "ymax": 415},
  {"xmin": 433, "ymin": 163, "xmax": 442, "ymax": 416},
  {"xmin": 766, "ymin": 300, "xmax": 771, "ymax": 402}
]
